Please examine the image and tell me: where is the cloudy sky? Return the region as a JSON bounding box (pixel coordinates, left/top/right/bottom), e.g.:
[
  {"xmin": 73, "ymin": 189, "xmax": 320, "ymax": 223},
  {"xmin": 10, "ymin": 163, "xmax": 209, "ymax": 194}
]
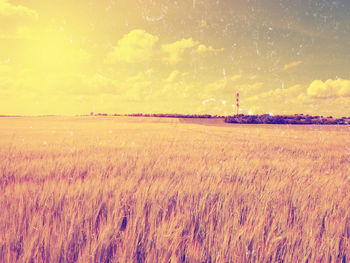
[{"xmin": 0, "ymin": 0, "xmax": 350, "ymax": 116}]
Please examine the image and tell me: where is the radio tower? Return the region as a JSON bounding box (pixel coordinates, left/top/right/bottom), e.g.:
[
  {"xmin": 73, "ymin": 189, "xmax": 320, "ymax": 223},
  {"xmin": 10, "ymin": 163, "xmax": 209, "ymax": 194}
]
[{"xmin": 236, "ymin": 92, "xmax": 239, "ymax": 115}]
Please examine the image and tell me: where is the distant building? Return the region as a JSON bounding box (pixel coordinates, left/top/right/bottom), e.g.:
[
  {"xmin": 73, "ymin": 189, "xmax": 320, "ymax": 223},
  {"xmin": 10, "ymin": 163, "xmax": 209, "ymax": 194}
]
[{"xmin": 90, "ymin": 112, "xmax": 94, "ymax": 116}]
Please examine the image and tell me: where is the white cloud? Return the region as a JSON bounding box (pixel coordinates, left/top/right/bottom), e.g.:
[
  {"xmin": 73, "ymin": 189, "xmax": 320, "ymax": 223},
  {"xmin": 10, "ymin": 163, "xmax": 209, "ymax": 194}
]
[
  {"xmin": 0, "ymin": 0, "xmax": 38, "ymax": 20},
  {"xmin": 107, "ymin": 30, "xmax": 159, "ymax": 64},
  {"xmin": 282, "ymin": 61, "xmax": 302, "ymax": 71},
  {"xmin": 164, "ymin": 70, "xmax": 180, "ymax": 83},
  {"xmin": 161, "ymin": 38, "xmax": 198, "ymax": 64},
  {"xmin": 196, "ymin": 44, "xmax": 223, "ymax": 56},
  {"xmin": 0, "ymin": 0, "xmax": 38, "ymax": 39},
  {"xmin": 307, "ymin": 78, "xmax": 350, "ymax": 99}
]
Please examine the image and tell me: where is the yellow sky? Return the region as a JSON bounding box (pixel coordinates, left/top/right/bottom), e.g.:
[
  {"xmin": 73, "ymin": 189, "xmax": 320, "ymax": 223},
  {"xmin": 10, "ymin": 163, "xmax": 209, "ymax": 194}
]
[{"xmin": 1, "ymin": 0, "xmax": 350, "ymax": 116}]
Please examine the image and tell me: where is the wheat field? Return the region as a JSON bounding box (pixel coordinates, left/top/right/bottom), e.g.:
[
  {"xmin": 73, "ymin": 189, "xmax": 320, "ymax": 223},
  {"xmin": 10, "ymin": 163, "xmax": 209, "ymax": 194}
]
[{"xmin": 0, "ymin": 116, "xmax": 349, "ymax": 262}]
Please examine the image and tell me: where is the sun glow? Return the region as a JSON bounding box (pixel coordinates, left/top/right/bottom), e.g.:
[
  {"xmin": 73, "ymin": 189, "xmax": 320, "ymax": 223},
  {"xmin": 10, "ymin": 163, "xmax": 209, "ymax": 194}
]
[{"xmin": 25, "ymin": 27, "xmax": 89, "ymax": 71}]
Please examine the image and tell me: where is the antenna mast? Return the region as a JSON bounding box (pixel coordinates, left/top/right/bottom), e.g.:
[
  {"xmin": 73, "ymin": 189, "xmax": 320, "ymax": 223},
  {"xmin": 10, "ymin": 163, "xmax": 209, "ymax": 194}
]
[{"xmin": 236, "ymin": 92, "xmax": 239, "ymax": 115}]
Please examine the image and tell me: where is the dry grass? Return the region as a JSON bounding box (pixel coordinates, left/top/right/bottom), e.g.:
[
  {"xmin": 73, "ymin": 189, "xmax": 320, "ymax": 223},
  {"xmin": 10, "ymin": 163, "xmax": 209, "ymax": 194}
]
[{"xmin": 0, "ymin": 116, "xmax": 349, "ymax": 262}]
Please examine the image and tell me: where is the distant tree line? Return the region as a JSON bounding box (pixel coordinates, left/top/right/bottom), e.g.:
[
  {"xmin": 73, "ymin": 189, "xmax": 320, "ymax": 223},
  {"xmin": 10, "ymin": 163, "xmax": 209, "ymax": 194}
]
[
  {"xmin": 124, "ymin": 113, "xmax": 214, "ymax": 118},
  {"xmin": 224, "ymin": 114, "xmax": 350, "ymax": 125},
  {"xmin": 85, "ymin": 113, "xmax": 216, "ymax": 118},
  {"xmin": 84, "ymin": 112, "xmax": 350, "ymax": 125}
]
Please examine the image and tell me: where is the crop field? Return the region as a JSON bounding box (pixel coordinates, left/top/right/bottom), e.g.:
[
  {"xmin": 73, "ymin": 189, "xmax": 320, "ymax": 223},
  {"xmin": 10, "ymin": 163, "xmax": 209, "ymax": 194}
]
[{"xmin": 0, "ymin": 116, "xmax": 349, "ymax": 262}]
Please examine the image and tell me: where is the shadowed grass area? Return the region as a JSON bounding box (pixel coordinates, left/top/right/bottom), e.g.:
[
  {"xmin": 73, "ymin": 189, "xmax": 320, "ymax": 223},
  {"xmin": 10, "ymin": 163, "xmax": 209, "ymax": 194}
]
[{"xmin": 0, "ymin": 116, "xmax": 349, "ymax": 262}]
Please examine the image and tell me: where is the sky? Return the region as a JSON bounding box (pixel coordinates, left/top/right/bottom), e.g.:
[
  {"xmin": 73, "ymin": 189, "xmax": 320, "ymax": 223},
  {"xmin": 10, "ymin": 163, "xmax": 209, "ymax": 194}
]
[{"xmin": 0, "ymin": 0, "xmax": 350, "ymax": 116}]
